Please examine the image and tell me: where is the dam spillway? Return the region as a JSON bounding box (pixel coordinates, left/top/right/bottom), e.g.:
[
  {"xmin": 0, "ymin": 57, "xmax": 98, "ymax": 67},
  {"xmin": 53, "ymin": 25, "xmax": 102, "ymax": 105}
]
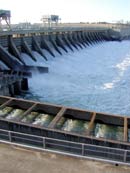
[
  {"xmin": 1, "ymin": 26, "xmax": 130, "ymax": 165},
  {"xmin": 0, "ymin": 26, "xmax": 123, "ymax": 97}
]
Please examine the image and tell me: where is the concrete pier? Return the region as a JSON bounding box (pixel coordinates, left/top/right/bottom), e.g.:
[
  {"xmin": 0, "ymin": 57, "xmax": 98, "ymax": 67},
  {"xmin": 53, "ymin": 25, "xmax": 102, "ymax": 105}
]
[{"xmin": 0, "ymin": 71, "xmax": 29, "ymax": 96}]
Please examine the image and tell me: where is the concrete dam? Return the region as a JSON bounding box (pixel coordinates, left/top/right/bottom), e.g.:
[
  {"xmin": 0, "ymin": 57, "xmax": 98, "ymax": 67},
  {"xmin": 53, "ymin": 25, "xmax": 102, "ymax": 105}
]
[
  {"xmin": 0, "ymin": 27, "xmax": 120, "ymax": 69},
  {"xmin": 1, "ymin": 26, "xmax": 130, "ymax": 166},
  {"xmin": 0, "ymin": 27, "xmax": 124, "ymax": 95}
]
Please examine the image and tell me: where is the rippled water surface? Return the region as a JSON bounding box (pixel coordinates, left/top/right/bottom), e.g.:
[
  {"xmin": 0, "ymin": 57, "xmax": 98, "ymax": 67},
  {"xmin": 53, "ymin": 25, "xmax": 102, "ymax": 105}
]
[{"xmin": 22, "ymin": 41, "xmax": 130, "ymax": 116}]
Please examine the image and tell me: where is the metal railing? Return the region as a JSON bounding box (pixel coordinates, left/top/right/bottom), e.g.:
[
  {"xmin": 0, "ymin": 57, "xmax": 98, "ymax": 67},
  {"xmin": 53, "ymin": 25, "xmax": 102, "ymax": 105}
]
[
  {"xmin": 0, "ymin": 128, "xmax": 130, "ymax": 164},
  {"xmin": 0, "ymin": 26, "xmax": 108, "ymax": 36}
]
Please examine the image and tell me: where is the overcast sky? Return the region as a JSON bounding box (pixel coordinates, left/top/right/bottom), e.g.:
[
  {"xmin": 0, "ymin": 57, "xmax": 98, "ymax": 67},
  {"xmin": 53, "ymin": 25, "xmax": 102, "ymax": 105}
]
[{"xmin": 1, "ymin": 0, "xmax": 130, "ymax": 24}]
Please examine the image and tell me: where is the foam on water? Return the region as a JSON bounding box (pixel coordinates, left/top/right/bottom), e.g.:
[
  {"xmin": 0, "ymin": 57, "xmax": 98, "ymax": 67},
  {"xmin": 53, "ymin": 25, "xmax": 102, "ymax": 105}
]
[
  {"xmin": 103, "ymin": 54, "xmax": 130, "ymax": 89},
  {"xmin": 22, "ymin": 41, "xmax": 130, "ymax": 116}
]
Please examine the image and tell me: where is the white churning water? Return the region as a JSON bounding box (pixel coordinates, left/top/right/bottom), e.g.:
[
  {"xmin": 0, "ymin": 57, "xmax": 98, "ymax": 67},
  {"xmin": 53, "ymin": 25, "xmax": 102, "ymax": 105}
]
[{"xmin": 21, "ymin": 40, "xmax": 130, "ymax": 116}]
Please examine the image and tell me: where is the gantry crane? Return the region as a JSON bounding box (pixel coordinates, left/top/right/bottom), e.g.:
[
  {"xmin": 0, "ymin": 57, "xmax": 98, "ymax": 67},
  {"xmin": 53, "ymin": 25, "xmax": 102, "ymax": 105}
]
[{"xmin": 0, "ymin": 10, "xmax": 11, "ymax": 31}]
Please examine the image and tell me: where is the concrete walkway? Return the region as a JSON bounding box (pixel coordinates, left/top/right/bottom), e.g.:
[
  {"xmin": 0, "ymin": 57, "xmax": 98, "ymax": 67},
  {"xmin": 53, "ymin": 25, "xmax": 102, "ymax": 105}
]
[{"xmin": 0, "ymin": 143, "xmax": 130, "ymax": 173}]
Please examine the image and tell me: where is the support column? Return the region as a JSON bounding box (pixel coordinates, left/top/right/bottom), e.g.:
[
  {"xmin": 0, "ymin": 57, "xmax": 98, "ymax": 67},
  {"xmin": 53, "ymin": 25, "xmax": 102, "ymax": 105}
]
[
  {"xmin": 8, "ymin": 36, "xmax": 25, "ymax": 64},
  {"xmin": 32, "ymin": 36, "xmax": 47, "ymax": 60},
  {"xmin": 49, "ymin": 35, "xmax": 62, "ymax": 55},
  {"xmin": 0, "ymin": 44, "xmax": 23, "ymax": 70},
  {"xmin": 56, "ymin": 34, "xmax": 68, "ymax": 53},
  {"xmin": 81, "ymin": 31, "xmax": 89, "ymax": 46},
  {"xmin": 84, "ymin": 32, "xmax": 93, "ymax": 45},
  {"xmin": 62, "ymin": 34, "xmax": 73, "ymax": 52},
  {"xmin": 89, "ymin": 32, "xmax": 96, "ymax": 44},
  {"xmin": 21, "ymin": 38, "xmax": 37, "ymax": 61},
  {"xmin": 77, "ymin": 32, "xmax": 86, "ymax": 48},
  {"xmin": 8, "ymin": 84, "xmax": 14, "ymax": 96},
  {"xmin": 124, "ymin": 117, "xmax": 128, "ymax": 142},
  {"xmin": 21, "ymin": 78, "xmax": 29, "ymax": 91},
  {"xmin": 41, "ymin": 36, "xmax": 55, "ymax": 57},
  {"xmin": 72, "ymin": 32, "xmax": 83, "ymax": 49},
  {"xmin": 67, "ymin": 33, "xmax": 79, "ymax": 50},
  {"xmin": 13, "ymin": 81, "xmax": 21, "ymax": 95},
  {"xmin": 87, "ymin": 112, "xmax": 96, "ymax": 135}
]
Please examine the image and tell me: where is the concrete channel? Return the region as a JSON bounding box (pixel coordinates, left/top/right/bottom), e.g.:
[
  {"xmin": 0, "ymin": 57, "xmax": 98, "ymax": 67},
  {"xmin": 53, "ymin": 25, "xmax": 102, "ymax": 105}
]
[{"xmin": 0, "ymin": 95, "xmax": 130, "ymax": 165}]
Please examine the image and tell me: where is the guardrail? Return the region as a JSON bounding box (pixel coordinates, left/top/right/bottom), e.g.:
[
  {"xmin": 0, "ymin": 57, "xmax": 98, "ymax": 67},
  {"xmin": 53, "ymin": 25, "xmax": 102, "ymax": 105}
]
[
  {"xmin": 0, "ymin": 128, "xmax": 130, "ymax": 165},
  {"xmin": 0, "ymin": 26, "xmax": 108, "ymax": 36}
]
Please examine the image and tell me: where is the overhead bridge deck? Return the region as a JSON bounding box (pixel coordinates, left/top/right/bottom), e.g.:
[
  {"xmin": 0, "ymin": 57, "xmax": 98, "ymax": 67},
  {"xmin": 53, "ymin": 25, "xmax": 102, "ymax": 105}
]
[{"xmin": 0, "ymin": 96, "xmax": 130, "ymax": 165}]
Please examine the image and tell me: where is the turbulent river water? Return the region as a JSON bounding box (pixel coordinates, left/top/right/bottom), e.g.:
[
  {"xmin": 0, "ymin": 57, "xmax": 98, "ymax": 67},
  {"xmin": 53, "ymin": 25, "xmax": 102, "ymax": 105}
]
[{"xmin": 21, "ymin": 40, "xmax": 130, "ymax": 116}]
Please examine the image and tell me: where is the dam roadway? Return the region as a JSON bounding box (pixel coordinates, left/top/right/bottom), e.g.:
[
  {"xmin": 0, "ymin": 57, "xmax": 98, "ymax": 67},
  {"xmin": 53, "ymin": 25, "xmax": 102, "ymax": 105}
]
[{"xmin": 1, "ymin": 25, "xmax": 130, "ymax": 170}]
